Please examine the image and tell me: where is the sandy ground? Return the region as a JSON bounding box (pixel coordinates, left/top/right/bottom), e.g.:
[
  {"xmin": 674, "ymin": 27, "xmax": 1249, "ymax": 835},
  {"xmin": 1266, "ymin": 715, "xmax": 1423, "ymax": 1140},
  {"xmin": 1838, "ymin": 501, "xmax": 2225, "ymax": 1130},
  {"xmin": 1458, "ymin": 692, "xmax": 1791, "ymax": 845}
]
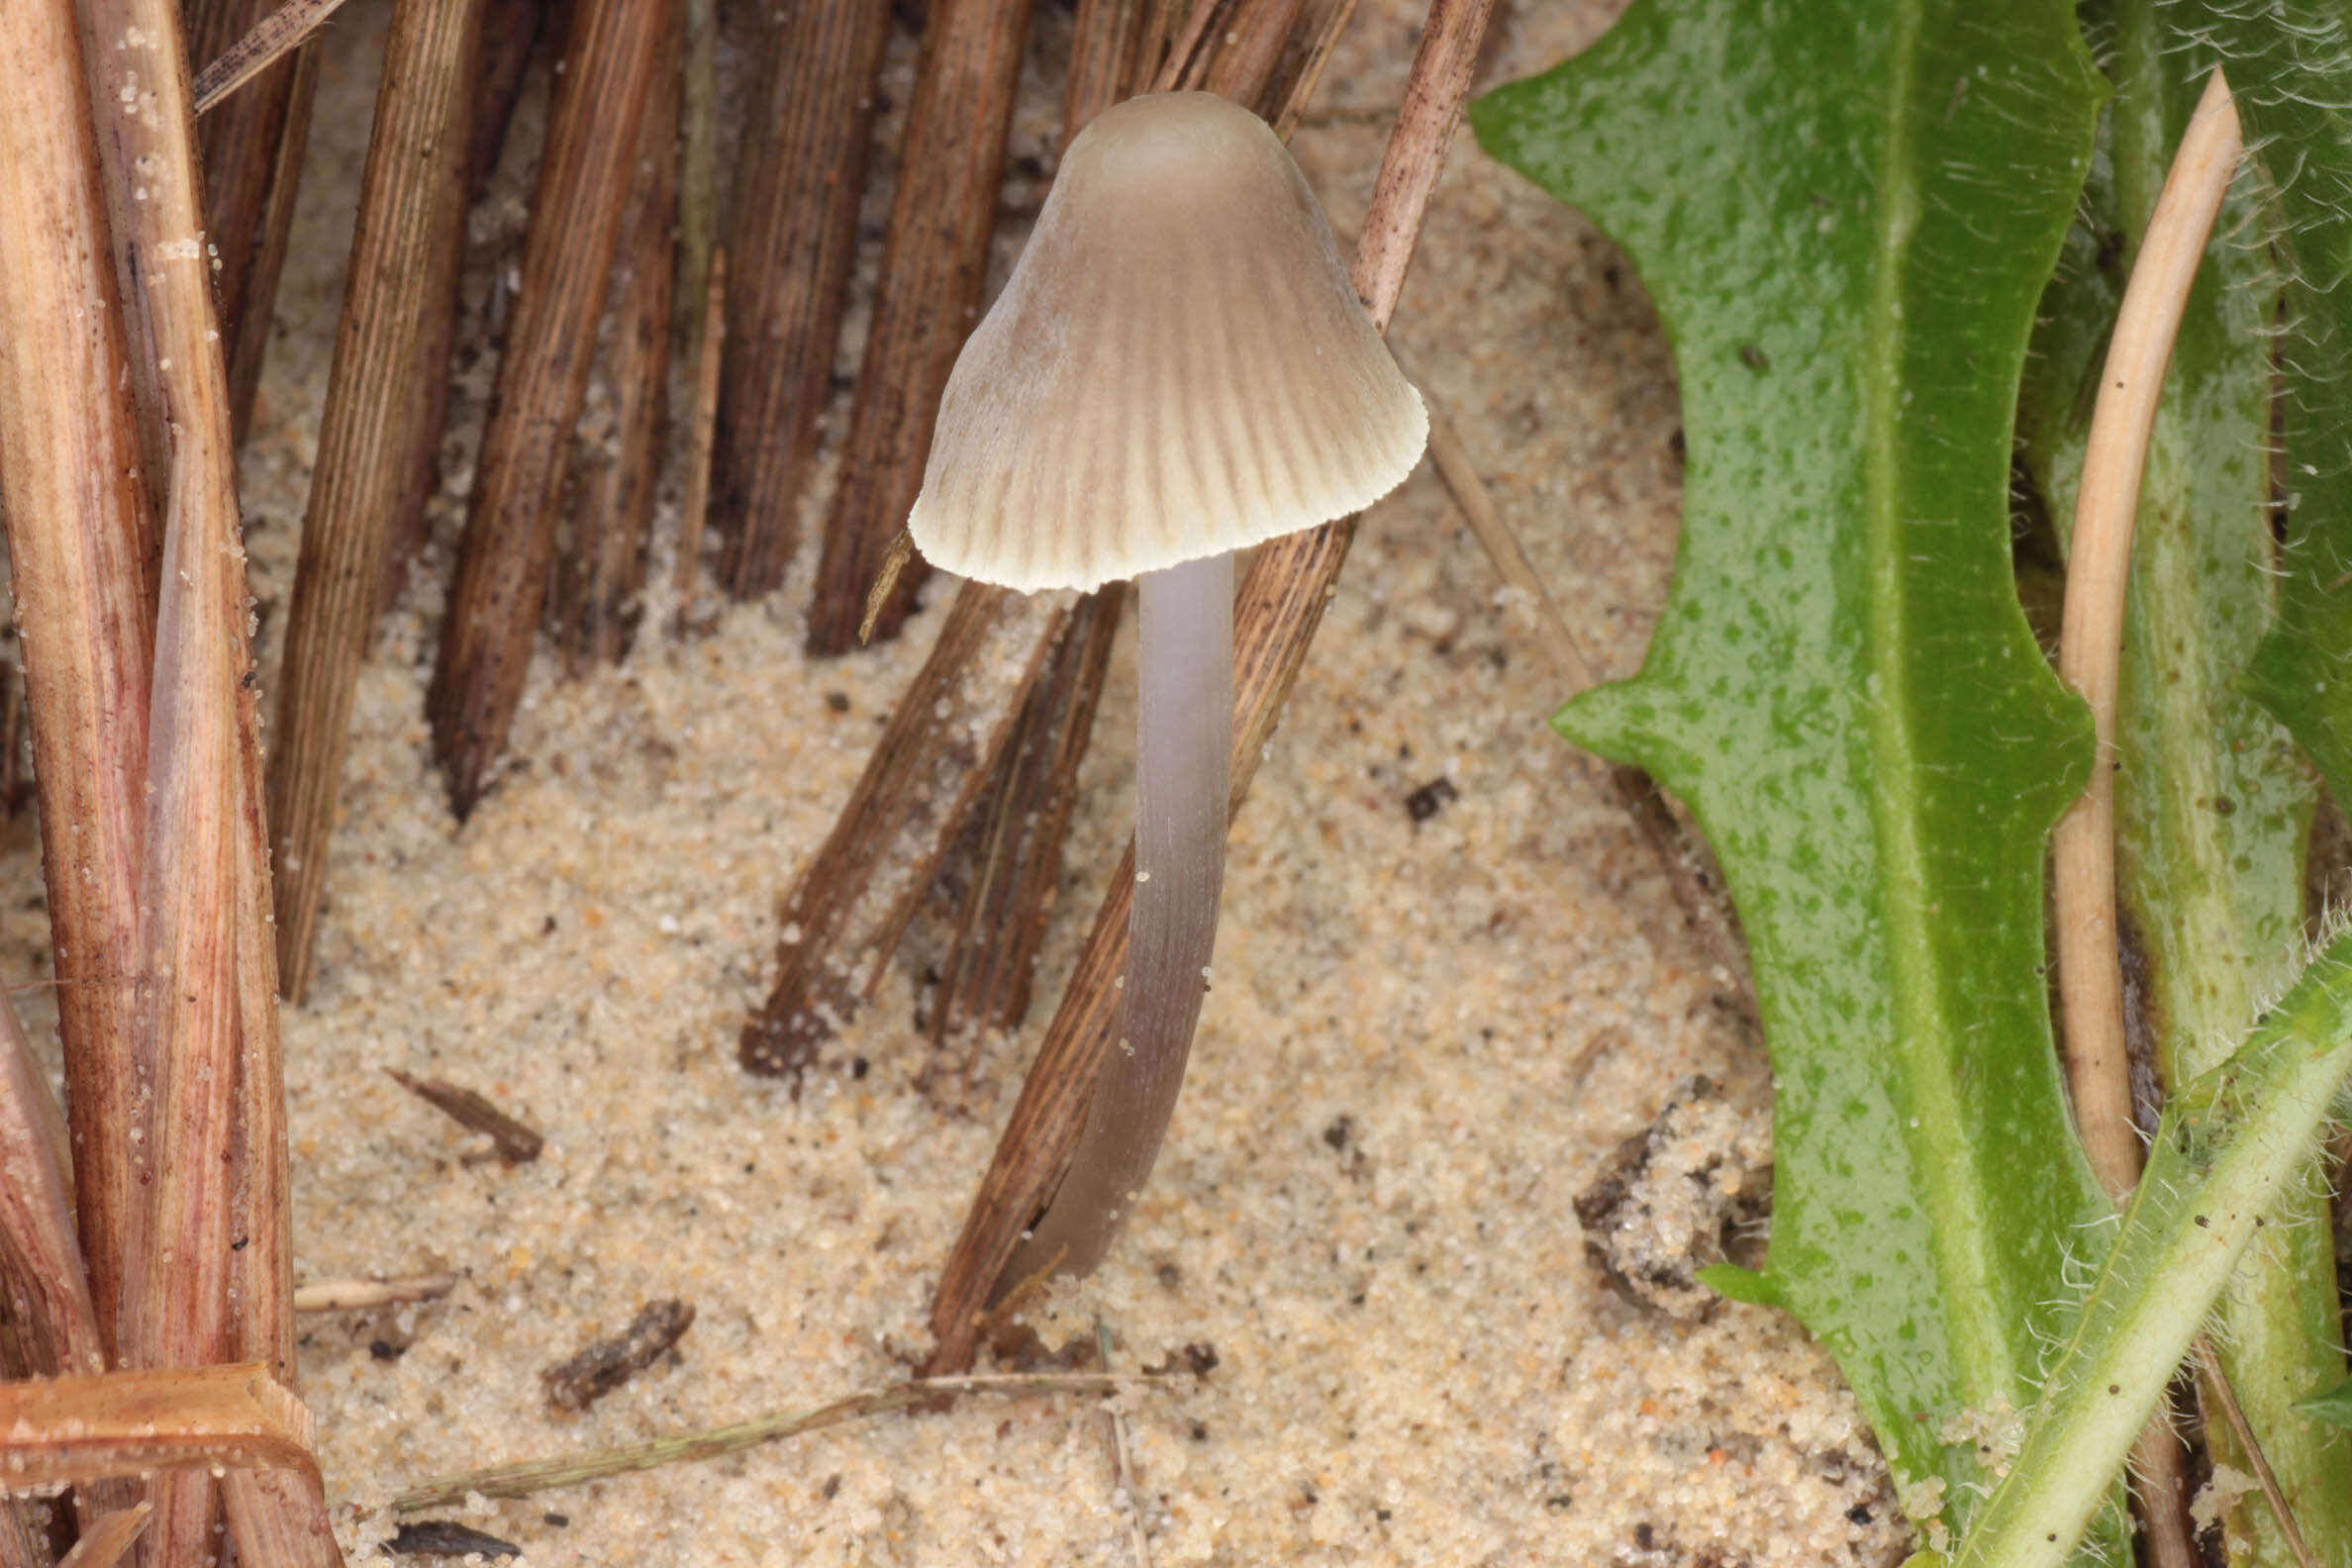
[{"xmin": 7, "ymin": 0, "xmax": 1916, "ymax": 1562}]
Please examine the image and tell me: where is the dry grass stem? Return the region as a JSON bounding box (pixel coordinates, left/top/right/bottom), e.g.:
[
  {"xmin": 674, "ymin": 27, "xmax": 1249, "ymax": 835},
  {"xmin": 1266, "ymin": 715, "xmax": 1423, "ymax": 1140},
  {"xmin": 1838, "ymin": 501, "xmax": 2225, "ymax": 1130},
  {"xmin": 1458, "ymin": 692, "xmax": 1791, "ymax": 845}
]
[
  {"xmin": 804, "ymin": 0, "xmax": 1037, "ymax": 651},
  {"xmin": 676, "ymin": 0, "xmax": 718, "ymax": 356},
  {"xmin": 552, "ymin": 8, "xmax": 681, "ymax": 672},
  {"xmin": 709, "ymin": 0, "xmax": 892, "ymax": 601},
  {"xmin": 740, "ymin": 585, "xmax": 1074, "ymax": 1076},
  {"xmin": 382, "ymin": 0, "xmax": 539, "ymax": 615},
  {"xmin": 2053, "ymin": 68, "xmax": 2239, "ymax": 1205},
  {"xmin": 189, "ymin": 0, "xmax": 323, "ymax": 443},
  {"xmin": 54, "ymin": 1504, "xmax": 150, "ymax": 1568},
  {"xmin": 292, "ymin": 1272, "xmax": 460, "ymax": 1313},
  {"xmin": 929, "ymin": 589, "xmax": 1124, "ymax": 1048},
  {"xmin": 2047, "ymin": 70, "xmax": 2238, "ymax": 1568},
  {"xmin": 391, "ymin": 1373, "xmax": 1163, "ymax": 1513},
  {"xmin": 190, "ymin": 0, "xmax": 354, "ymax": 115},
  {"xmin": 1270, "ymin": 0, "xmax": 1363, "ymax": 137},
  {"xmin": 270, "ymin": 0, "xmax": 492, "ymax": 1002},
  {"xmin": 78, "ymin": 0, "xmax": 314, "ymax": 1557},
  {"xmin": 1063, "ymin": 0, "xmax": 1149, "ymax": 140},
  {"xmin": 927, "ymin": 0, "xmax": 1497, "ymax": 1372},
  {"xmin": 2195, "ymin": 1339, "xmax": 2321, "ymax": 1568},
  {"xmin": 0, "ymin": 989, "xmax": 106, "ymax": 1380},
  {"xmin": 673, "ymin": 251, "xmax": 727, "ymax": 637},
  {"xmin": 0, "ymin": 0, "xmax": 159, "ymax": 1363},
  {"xmin": 0, "ymin": 1366, "xmax": 315, "ymax": 1491},
  {"xmin": 428, "ymin": 0, "xmax": 676, "ymax": 819}
]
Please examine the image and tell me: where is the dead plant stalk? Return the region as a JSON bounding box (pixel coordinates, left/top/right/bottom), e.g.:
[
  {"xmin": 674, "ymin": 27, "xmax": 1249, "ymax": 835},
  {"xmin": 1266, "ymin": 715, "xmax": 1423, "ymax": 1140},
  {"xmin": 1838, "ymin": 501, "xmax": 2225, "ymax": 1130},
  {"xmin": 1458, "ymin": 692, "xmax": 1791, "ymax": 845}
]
[
  {"xmin": 427, "ymin": 0, "xmax": 675, "ymax": 819},
  {"xmin": 804, "ymin": 0, "xmax": 1036, "ymax": 651},
  {"xmin": 0, "ymin": 0, "xmax": 156, "ymax": 1369},
  {"xmin": 270, "ymin": 0, "xmax": 492, "ymax": 1001},
  {"xmin": 709, "ymin": 0, "xmax": 892, "ymax": 601}
]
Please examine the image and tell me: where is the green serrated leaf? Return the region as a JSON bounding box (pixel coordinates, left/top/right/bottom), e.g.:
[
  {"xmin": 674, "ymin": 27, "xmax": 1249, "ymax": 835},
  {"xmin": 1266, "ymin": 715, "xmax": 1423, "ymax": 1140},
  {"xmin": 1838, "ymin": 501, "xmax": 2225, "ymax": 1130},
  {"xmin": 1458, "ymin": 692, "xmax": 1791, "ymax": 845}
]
[
  {"xmin": 2016, "ymin": 7, "xmax": 2345, "ymax": 1564},
  {"xmin": 2189, "ymin": 2, "xmax": 2352, "ymax": 804},
  {"xmin": 1472, "ymin": 0, "xmax": 2111, "ymax": 1535}
]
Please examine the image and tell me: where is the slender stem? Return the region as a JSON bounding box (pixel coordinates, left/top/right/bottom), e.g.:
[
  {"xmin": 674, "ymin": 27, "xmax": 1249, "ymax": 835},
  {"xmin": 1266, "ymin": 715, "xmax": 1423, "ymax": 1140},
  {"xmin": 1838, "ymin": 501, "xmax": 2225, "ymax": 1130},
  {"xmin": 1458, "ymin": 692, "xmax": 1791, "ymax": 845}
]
[
  {"xmin": 2194, "ymin": 1338, "xmax": 2322, "ymax": 1568},
  {"xmin": 389, "ymin": 1374, "xmax": 1160, "ymax": 1512},
  {"xmin": 1005, "ymin": 553, "xmax": 1232, "ymax": 1282},
  {"xmin": 2052, "ymin": 69, "xmax": 2240, "ymax": 1204}
]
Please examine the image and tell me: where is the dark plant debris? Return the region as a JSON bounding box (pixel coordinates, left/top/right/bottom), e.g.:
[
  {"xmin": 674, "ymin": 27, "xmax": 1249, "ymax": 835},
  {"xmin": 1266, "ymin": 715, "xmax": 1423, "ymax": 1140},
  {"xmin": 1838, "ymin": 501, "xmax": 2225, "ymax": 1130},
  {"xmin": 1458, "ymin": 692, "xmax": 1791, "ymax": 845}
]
[
  {"xmin": 388, "ymin": 1521, "xmax": 523, "ymax": 1559},
  {"xmin": 386, "ymin": 1068, "xmax": 545, "ymax": 1163},
  {"xmin": 541, "ymin": 1299, "xmax": 697, "ymax": 1411}
]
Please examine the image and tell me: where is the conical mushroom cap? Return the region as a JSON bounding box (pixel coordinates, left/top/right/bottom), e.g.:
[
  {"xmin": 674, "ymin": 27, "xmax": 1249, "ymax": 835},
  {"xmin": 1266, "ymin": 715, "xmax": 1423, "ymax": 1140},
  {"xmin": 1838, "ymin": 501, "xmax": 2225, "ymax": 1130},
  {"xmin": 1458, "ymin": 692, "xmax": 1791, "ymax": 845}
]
[{"xmin": 908, "ymin": 91, "xmax": 1427, "ymax": 593}]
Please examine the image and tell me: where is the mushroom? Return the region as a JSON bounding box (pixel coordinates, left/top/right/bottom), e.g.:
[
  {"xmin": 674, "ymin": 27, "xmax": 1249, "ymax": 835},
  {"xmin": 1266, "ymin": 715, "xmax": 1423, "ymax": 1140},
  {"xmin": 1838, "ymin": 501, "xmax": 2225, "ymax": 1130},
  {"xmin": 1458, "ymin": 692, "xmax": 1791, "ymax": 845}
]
[{"xmin": 909, "ymin": 90, "xmax": 1426, "ymax": 1282}]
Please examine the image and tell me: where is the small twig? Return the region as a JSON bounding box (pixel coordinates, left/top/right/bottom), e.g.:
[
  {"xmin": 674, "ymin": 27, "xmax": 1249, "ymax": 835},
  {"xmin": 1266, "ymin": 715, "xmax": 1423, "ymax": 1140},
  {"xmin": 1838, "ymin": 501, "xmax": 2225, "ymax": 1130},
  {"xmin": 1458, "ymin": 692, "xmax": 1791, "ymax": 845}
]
[
  {"xmin": 2053, "ymin": 69, "xmax": 2240, "ymax": 1205},
  {"xmin": 673, "ymin": 250, "xmax": 728, "ymax": 637},
  {"xmin": 390, "ymin": 1373, "xmax": 1167, "ymax": 1512},
  {"xmin": 805, "ymin": 0, "xmax": 1036, "ymax": 651},
  {"xmin": 2195, "ymin": 1338, "xmax": 2322, "ymax": 1568},
  {"xmin": 1269, "ymin": 0, "xmax": 1362, "ymax": 139},
  {"xmin": 1096, "ymin": 1322, "xmax": 1152, "ymax": 1567},
  {"xmin": 385, "ymin": 1069, "xmax": 544, "ymax": 1163},
  {"xmin": 291, "ymin": 1272, "xmax": 460, "ymax": 1313},
  {"xmin": 191, "ymin": 0, "xmax": 355, "ymax": 115}
]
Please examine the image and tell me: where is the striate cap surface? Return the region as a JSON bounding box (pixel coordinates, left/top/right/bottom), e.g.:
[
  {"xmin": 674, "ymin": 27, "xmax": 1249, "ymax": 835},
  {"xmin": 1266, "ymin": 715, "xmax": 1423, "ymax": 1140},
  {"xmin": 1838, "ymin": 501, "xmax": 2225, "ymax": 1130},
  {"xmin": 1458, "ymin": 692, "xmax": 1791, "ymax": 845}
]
[{"xmin": 908, "ymin": 91, "xmax": 1427, "ymax": 593}]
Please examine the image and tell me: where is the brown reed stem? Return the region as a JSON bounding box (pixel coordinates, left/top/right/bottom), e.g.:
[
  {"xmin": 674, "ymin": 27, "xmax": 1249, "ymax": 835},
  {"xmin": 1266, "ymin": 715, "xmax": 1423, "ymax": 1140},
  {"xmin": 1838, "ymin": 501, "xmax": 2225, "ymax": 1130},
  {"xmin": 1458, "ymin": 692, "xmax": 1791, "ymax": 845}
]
[
  {"xmin": 710, "ymin": 0, "xmax": 892, "ymax": 602},
  {"xmin": 676, "ymin": 0, "xmax": 718, "ymax": 356},
  {"xmin": 381, "ymin": 0, "xmax": 539, "ymax": 616},
  {"xmin": 0, "ymin": 1365, "xmax": 317, "ymax": 1490},
  {"xmin": 551, "ymin": 5, "xmax": 679, "ymax": 673},
  {"xmin": 188, "ymin": 0, "xmax": 325, "ymax": 443},
  {"xmin": 188, "ymin": 0, "xmax": 350, "ymax": 115},
  {"xmin": 673, "ymin": 250, "xmax": 727, "ymax": 636},
  {"xmin": 271, "ymin": 0, "xmax": 493, "ymax": 1001},
  {"xmin": 804, "ymin": 0, "xmax": 1036, "ymax": 651},
  {"xmin": 84, "ymin": 18, "xmax": 242, "ymax": 1566},
  {"xmin": 0, "ymin": 0, "xmax": 157, "ymax": 1370},
  {"xmin": 926, "ymin": 0, "xmax": 1497, "ymax": 1374},
  {"xmin": 739, "ymin": 586, "xmax": 1073, "ymax": 1077},
  {"xmin": 428, "ymin": 0, "xmax": 675, "ymax": 820},
  {"xmin": 0, "ymin": 987, "xmax": 107, "ymax": 1380}
]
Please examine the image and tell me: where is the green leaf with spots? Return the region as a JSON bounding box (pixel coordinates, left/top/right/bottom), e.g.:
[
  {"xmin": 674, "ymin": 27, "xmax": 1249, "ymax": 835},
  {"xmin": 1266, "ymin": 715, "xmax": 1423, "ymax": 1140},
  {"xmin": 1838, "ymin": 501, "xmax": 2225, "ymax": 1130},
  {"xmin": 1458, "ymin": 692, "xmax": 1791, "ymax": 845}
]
[
  {"xmin": 1472, "ymin": 0, "xmax": 2112, "ymax": 1538},
  {"xmin": 2015, "ymin": 6, "xmax": 2344, "ymax": 1563}
]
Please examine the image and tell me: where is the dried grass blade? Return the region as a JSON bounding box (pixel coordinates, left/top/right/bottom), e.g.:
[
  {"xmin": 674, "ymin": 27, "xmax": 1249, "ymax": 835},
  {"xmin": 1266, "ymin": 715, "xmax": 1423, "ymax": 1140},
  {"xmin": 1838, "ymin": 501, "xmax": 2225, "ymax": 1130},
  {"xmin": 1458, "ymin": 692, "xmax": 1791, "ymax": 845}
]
[
  {"xmin": 925, "ymin": 0, "xmax": 1497, "ymax": 1372},
  {"xmin": 381, "ymin": 0, "xmax": 541, "ymax": 616},
  {"xmin": 0, "ymin": 986, "xmax": 106, "ymax": 1380},
  {"xmin": 80, "ymin": 3, "xmax": 289, "ymax": 1561},
  {"xmin": 55, "ymin": 1503, "xmax": 150, "ymax": 1568},
  {"xmin": 189, "ymin": 0, "xmax": 324, "ymax": 443},
  {"xmin": 673, "ymin": 251, "xmax": 727, "ymax": 636},
  {"xmin": 427, "ymin": 0, "xmax": 676, "ymax": 820},
  {"xmin": 189, "ymin": 0, "xmax": 353, "ymax": 116},
  {"xmin": 739, "ymin": 585, "xmax": 1072, "ymax": 1076},
  {"xmin": 0, "ymin": 0, "xmax": 158, "ymax": 1365},
  {"xmin": 0, "ymin": 1365, "xmax": 314, "ymax": 1492},
  {"xmin": 709, "ymin": 0, "xmax": 892, "ymax": 601},
  {"xmin": 552, "ymin": 11, "xmax": 680, "ymax": 673},
  {"xmin": 804, "ymin": 0, "xmax": 1037, "ymax": 651},
  {"xmin": 270, "ymin": 0, "xmax": 494, "ymax": 999}
]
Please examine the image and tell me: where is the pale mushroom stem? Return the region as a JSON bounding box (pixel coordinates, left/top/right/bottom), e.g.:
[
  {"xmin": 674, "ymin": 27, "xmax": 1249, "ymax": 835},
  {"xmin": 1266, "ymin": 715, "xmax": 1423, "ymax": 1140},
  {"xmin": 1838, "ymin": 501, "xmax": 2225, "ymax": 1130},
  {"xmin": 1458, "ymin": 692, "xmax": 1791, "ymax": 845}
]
[{"xmin": 1009, "ymin": 549, "xmax": 1233, "ymax": 1282}]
